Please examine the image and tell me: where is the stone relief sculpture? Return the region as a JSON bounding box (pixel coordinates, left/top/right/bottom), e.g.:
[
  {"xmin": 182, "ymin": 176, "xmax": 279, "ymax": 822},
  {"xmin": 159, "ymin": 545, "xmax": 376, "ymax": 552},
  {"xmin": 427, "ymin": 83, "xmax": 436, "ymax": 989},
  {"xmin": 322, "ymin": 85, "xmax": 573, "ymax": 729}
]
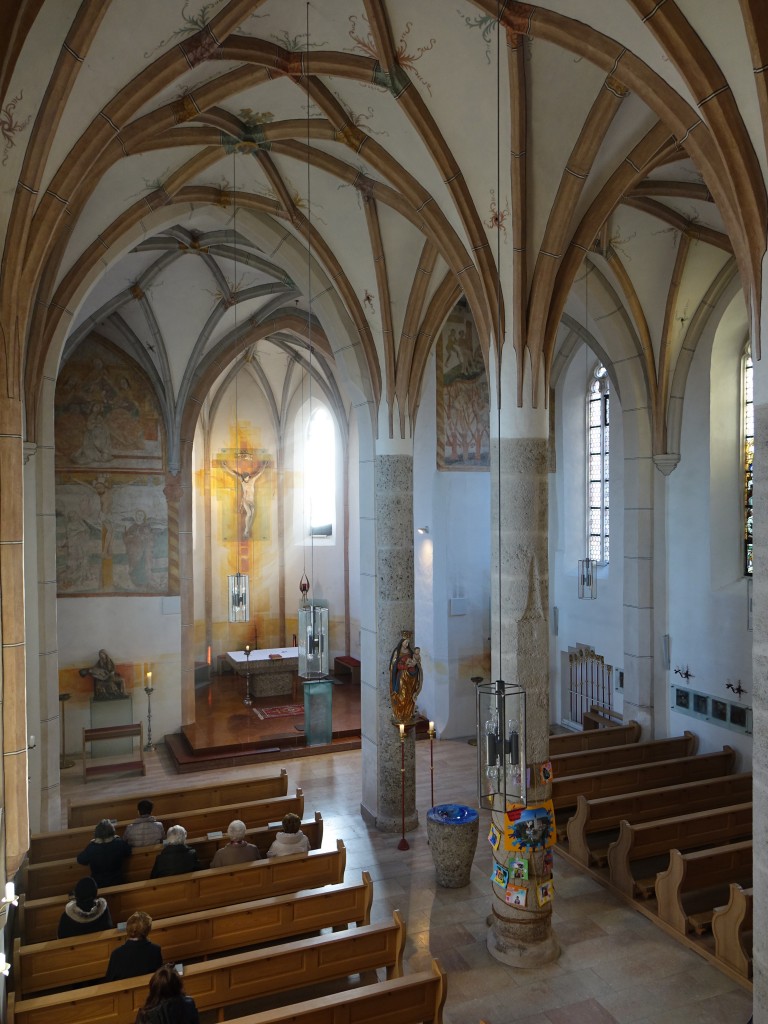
[
  {"xmin": 389, "ymin": 630, "xmax": 423, "ymax": 725},
  {"xmin": 79, "ymin": 649, "xmax": 128, "ymax": 700}
]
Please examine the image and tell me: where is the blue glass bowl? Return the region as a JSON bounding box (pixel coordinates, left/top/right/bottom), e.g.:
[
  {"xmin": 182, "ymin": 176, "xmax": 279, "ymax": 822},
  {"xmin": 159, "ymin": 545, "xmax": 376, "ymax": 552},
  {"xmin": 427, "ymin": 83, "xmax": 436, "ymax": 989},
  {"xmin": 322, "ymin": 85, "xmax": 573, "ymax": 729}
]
[{"xmin": 427, "ymin": 803, "xmax": 479, "ymax": 824}]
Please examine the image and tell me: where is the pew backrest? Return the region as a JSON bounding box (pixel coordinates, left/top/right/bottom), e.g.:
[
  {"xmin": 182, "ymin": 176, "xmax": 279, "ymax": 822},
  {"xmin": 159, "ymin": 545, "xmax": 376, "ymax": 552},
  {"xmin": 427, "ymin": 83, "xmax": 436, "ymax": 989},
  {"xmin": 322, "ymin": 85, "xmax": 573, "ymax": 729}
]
[
  {"xmin": 552, "ymin": 748, "xmax": 736, "ymax": 811},
  {"xmin": 9, "ymin": 913, "xmax": 406, "ymax": 1024},
  {"xmin": 67, "ymin": 769, "xmax": 289, "ymax": 827},
  {"xmin": 655, "ymin": 840, "xmax": 752, "ymax": 934},
  {"xmin": 566, "ymin": 772, "xmax": 752, "ymax": 865},
  {"xmin": 607, "ymin": 802, "xmax": 752, "ymax": 897},
  {"xmin": 26, "ymin": 811, "xmax": 323, "ymax": 900},
  {"xmin": 550, "ymin": 732, "xmax": 697, "ymax": 779},
  {"xmin": 30, "ymin": 790, "xmax": 304, "ymax": 863},
  {"xmin": 548, "ymin": 721, "xmax": 640, "ymax": 756},
  {"xmin": 21, "ymin": 838, "xmax": 345, "ymax": 945},
  {"xmin": 15, "ymin": 869, "xmax": 372, "ymax": 996}
]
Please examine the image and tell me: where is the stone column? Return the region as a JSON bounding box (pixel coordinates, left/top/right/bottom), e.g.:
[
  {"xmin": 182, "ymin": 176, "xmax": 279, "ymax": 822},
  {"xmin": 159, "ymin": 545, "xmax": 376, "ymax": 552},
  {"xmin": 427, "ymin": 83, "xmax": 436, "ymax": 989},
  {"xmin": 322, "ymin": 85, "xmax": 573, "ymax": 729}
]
[
  {"xmin": 360, "ymin": 428, "xmax": 418, "ymax": 833},
  {"xmin": 171, "ymin": 456, "xmax": 195, "ymax": 727},
  {"xmin": 487, "ymin": 351, "xmax": 558, "ymax": 966},
  {"xmin": 751, "ymin": 303, "xmax": 768, "ymax": 1024}
]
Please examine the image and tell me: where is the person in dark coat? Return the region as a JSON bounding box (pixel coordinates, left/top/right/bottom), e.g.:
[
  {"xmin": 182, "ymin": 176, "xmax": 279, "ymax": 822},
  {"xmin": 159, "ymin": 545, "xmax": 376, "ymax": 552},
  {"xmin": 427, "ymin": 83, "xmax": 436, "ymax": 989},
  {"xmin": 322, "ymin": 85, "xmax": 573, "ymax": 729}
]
[
  {"xmin": 105, "ymin": 910, "xmax": 163, "ymax": 981},
  {"xmin": 57, "ymin": 876, "xmax": 113, "ymax": 938},
  {"xmin": 136, "ymin": 964, "xmax": 200, "ymax": 1024},
  {"xmin": 77, "ymin": 818, "xmax": 132, "ymax": 887},
  {"xmin": 150, "ymin": 825, "xmax": 199, "ymax": 878}
]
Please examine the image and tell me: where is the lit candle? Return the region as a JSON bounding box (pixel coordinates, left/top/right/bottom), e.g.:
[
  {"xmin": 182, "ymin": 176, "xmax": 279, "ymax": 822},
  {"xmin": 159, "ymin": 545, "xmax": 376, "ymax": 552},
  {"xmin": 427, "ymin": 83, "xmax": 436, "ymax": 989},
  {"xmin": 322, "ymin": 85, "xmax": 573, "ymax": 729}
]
[
  {"xmin": 245, "ymin": 644, "xmax": 250, "ymax": 654},
  {"xmin": 4, "ymin": 882, "xmax": 15, "ymax": 904},
  {"xmin": 207, "ymin": 645, "xmax": 211, "ymax": 666},
  {"xmin": 399, "ymin": 723, "xmax": 405, "ymax": 742},
  {"xmin": 146, "ymin": 670, "xmax": 152, "ymax": 688}
]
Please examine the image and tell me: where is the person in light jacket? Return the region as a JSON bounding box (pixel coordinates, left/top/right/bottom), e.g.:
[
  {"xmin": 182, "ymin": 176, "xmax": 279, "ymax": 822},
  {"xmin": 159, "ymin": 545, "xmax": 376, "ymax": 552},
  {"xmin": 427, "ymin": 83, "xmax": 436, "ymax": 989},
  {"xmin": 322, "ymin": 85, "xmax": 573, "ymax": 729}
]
[{"xmin": 266, "ymin": 812, "xmax": 311, "ymax": 858}]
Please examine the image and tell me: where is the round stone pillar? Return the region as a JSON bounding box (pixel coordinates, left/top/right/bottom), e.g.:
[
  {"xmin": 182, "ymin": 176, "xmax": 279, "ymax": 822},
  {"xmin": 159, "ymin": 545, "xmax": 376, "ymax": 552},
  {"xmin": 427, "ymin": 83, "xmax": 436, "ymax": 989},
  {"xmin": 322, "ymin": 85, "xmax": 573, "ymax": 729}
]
[{"xmin": 487, "ymin": 355, "xmax": 558, "ymax": 967}]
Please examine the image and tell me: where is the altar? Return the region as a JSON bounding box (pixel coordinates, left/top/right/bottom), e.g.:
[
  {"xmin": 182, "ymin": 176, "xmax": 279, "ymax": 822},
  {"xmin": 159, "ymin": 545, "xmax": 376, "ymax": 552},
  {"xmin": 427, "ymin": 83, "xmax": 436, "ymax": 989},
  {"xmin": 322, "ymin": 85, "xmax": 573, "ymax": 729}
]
[{"xmin": 225, "ymin": 647, "xmax": 299, "ymax": 698}]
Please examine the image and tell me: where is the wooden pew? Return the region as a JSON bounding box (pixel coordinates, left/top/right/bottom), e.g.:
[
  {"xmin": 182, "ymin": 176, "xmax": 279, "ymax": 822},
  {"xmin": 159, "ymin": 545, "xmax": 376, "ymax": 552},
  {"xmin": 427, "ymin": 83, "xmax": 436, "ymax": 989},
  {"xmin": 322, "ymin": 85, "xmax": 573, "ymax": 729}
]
[
  {"xmin": 566, "ymin": 772, "xmax": 752, "ymax": 867},
  {"xmin": 550, "ymin": 732, "xmax": 697, "ymax": 779},
  {"xmin": 552, "ymin": 747, "xmax": 736, "ymax": 813},
  {"xmin": 655, "ymin": 840, "xmax": 752, "ymax": 935},
  {"xmin": 712, "ymin": 883, "xmax": 753, "ymax": 979},
  {"xmin": 548, "ymin": 721, "xmax": 640, "ymax": 756},
  {"xmin": 67, "ymin": 769, "xmax": 288, "ymax": 827},
  {"xmin": 26, "ymin": 812, "xmax": 323, "ymax": 900},
  {"xmin": 29, "ymin": 790, "xmax": 304, "ymax": 863},
  {"xmin": 203, "ymin": 961, "xmax": 446, "ymax": 1024},
  {"xmin": 583, "ymin": 704, "xmax": 622, "ymax": 729},
  {"xmin": 8, "ymin": 913, "xmax": 406, "ymax": 1024},
  {"xmin": 607, "ymin": 801, "xmax": 752, "ymax": 897},
  {"xmin": 14, "ymin": 871, "xmax": 373, "ymax": 997},
  {"xmin": 20, "ymin": 838, "xmax": 345, "ymax": 945}
]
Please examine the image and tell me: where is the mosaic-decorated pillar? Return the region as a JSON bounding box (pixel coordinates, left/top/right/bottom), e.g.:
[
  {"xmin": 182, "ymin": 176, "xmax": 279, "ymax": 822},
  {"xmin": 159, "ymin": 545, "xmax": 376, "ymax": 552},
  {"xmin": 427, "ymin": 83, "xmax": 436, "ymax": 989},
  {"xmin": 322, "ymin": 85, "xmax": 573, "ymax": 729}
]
[
  {"xmin": 487, "ymin": 352, "xmax": 558, "ymax": 966},
  {"xmin": 360, "ymin": 438, "xmax": 418, "ymax": 833}
]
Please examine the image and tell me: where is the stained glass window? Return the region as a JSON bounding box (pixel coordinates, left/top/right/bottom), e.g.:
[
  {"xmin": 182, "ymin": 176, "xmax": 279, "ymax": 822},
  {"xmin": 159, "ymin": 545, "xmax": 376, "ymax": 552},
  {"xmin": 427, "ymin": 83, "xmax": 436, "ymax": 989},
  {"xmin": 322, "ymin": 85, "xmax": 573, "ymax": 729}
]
[
  {"xmin": 587, "ymin": 364, "xmax": 610, "ymax": 564},
  {"xmin": 744, "ymin": 344, "xmax": 753, "ymax": 576}
]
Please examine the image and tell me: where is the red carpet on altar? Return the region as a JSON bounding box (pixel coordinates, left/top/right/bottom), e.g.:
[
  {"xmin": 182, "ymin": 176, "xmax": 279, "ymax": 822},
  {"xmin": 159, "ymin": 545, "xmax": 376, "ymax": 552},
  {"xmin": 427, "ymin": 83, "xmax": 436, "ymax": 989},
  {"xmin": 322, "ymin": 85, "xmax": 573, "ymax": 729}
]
[{"xmin": 253, "ymin": 704, "xmax": 305, "ymax": 720}]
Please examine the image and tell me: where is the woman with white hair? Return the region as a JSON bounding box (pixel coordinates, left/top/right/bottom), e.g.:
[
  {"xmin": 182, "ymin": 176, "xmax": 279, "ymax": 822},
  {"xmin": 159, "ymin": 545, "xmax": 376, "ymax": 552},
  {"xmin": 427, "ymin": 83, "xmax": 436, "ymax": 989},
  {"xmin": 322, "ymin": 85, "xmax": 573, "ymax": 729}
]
[
  {"xmin": 210, "ymin": 819, "xmax": 261, "ymax": 868},
  {"xmin": 149, "ymin": 825, "xmax": 200, "ymax": 878}
]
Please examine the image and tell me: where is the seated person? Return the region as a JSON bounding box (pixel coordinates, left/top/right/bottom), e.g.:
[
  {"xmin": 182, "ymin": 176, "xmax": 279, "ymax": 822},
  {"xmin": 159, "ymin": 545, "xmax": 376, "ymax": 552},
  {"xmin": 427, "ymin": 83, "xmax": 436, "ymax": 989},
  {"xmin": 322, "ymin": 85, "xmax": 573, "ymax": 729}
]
[
  {"xmin": 57, "ymin": 877, "xmax": 113, "ymax": 938},
  {"xmin": 136, "ymin": 964, "xmax": 200, "ymax": 1024},
  {"xmin": 77, "ymin": 819, "xmax": 132, "ymax": 887},
  {"xmin": 123, "ymin": 800, "xmax": 165, "ymax": 848},
  {"xmin": 105, "ymin": 910, "xmax": 163, "ymax": 981},
  {"xmin": 150, "ymin": 825, "xmax": 199, "ymax": 878},
  {"xmin": 210, "ymin": 819, "xmax": 261, "ymax": 868},
  {"xmin": 266, "ymin": 812, "xmax": 311, "ymax": 858}
]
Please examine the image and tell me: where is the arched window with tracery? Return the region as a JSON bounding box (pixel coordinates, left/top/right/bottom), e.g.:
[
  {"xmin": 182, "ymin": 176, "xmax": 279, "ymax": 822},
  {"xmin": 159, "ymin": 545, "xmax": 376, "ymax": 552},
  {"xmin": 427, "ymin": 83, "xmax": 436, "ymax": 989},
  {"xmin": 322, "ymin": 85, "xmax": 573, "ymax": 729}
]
[
  {"xmin": 587, "ymin": 363, "xmax": 610, "ymax": 564},
  {"xmin": 743, "ymin": 343, "xmax": 753, "ymax": 576},
  {"xmin": 305, "ymin": 405, "xmax": 336, "ymax": 539}
]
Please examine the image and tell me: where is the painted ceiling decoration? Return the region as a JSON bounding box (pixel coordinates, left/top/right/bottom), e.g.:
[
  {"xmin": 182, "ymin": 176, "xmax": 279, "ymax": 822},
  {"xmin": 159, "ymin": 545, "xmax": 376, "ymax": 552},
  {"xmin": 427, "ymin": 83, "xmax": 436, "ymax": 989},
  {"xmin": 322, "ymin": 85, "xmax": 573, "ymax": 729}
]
[{"xmin": 0, "ymin": 0, "xmax": 764, "ymax": 459}]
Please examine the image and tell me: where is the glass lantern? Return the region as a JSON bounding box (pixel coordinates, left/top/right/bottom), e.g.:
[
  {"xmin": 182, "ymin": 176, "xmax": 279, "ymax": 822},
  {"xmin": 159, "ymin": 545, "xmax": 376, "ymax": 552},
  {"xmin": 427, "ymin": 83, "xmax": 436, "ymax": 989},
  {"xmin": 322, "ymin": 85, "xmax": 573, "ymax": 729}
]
[
  {"xmin": 298, "ymin": 600, "xmax": 329, "ymax": 678},
  {"xmin": 476, "ymin": 678, "xmax": 526, "ymax": 810},
  {"xmin": 228, "ymin": 572, "xmax": 249, "ymax": 623}
]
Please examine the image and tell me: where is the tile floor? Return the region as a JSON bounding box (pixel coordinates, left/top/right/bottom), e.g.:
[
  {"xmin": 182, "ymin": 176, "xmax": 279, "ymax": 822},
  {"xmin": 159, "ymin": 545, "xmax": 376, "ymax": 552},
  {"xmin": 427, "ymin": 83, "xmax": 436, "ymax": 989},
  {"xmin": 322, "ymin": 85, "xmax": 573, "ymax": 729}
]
[{"xmin": 59, "ymin": 738, "xmax": 753, "ymax": 1024}]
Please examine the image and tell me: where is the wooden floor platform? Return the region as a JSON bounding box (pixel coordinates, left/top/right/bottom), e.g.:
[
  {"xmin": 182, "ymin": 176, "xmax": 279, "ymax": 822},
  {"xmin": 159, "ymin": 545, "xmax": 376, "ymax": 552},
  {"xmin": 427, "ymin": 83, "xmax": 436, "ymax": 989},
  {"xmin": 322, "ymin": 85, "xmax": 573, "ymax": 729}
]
[{"xmin": 166, "ymin": 672, "xmax": 362, "ymax": 773}]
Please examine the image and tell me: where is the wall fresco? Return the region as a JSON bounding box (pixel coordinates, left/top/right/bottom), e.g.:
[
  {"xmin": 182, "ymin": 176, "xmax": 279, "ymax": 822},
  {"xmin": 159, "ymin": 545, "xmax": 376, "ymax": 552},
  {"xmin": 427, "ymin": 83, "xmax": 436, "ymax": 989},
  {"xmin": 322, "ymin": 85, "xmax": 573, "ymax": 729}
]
[{"xmin": 436, "ymin": 305, "xmax": 490, "ymax": 470}]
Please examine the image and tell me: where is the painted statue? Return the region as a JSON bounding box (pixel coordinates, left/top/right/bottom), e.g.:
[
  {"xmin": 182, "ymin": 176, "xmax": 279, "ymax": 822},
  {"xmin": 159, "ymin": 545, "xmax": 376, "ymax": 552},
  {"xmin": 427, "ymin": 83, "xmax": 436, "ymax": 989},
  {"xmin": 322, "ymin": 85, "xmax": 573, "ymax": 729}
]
[
  {"xmin": 389, "ymin": 630, "xmax": 423, "ymax": 724},
  {"xmin": 79, "ymin": 649, "xmax": 128, "ymax": 700}
]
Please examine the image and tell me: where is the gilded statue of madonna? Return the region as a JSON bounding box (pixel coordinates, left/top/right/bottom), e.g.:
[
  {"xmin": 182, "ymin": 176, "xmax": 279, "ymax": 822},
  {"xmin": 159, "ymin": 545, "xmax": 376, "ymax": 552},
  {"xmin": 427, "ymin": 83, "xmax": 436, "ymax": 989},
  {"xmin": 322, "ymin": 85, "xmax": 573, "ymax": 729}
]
[{"xmin": 389, "ymin": 630, "xmax": 423, "ymax": 724}]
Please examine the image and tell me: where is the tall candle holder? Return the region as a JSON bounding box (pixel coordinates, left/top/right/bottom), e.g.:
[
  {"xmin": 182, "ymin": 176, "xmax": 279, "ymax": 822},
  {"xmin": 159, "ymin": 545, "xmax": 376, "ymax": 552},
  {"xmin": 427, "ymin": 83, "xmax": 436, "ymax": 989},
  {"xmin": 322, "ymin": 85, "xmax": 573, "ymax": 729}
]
[
  {"xmin": 428, "ymin": 720, "xmax": 436, "ymax": 809},
  {"xmin": 144, "ymin": 671, "xmax": 155, "ymax": 751},
  {"xmin": 397, "ymin": 722, "xmax": 409, "ymax": 851},
  {"xmin": 243, "ymin": 644, "xmax": 253, "ymax": 706}
]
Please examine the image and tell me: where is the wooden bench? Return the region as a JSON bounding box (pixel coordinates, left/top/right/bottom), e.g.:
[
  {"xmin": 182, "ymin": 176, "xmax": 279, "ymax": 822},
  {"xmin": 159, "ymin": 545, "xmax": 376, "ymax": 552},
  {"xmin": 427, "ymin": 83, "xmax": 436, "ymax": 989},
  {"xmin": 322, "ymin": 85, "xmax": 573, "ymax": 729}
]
[
  {"xmin": 14, "ymin": 871, "xmax": 373, "ymax": 997},
  {"xmin": 565, "ymin": 772, "xmax": 752, "ymax": 867},
  {"xmin": 548, "ymin": 721, "xmax": 640, "ymax": 756},
  {"xmin": 26, "ymin": 812, "xmax": 323, "ymax": 900},
  {"xmin": 8, "ymin": 912, "xmax": 406, "ymax": 1024},
  {"xmin": 333, "ymin": 655, "xmax": 361, "ymax": 686},
  {"xmin": 163, "ymin": 960, "xmax": 446, "ymax": 1024},
  {"xmin": 552, "ymin": 747, "xmax": 736, "ymax": 813},
  {"xmin": 655, "ymin": 840, "xmax": 752, "ymax": 935},
  {"xmin": 583, "ymin": 704, "xmax": 622, "ymax": 729},
  {"xmin": 68, "ymin": 768, "xmax": 288, "ymax": 827},
  {"xmin": 550, "ymin": 732, "xmax": 697, "ymax": 779},
  {"xmin": 712, "ymin": 883, "xmax": 753, "ymax": 979},
  {"xmin": 82, "ymin": 724, "xmax": 145, "ymax": 781},
  {"xmin": 607, "ymin": 801, "xmax": 752, "ymax": 898},
  {"xmin": 29, "ymin": 790, "xmax": 304, "ymax": 863},
  {"xmin": 20, "ymin": 838, "xmax": 345, "ymax": 945}
]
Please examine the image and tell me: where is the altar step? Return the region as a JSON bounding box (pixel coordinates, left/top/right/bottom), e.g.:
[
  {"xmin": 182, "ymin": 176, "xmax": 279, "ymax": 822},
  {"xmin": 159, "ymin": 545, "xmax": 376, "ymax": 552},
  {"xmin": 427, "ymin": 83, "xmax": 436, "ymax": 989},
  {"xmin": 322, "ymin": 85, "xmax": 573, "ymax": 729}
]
[{"xmin": 165, "ymin": 726, "xmax": 361, "ymax": 773}]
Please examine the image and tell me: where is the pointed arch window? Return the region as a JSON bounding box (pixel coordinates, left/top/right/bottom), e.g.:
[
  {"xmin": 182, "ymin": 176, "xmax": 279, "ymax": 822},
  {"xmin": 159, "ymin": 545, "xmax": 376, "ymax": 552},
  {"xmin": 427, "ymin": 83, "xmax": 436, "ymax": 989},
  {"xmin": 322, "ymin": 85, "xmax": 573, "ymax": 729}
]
[
  {"xmin": 743, "ymin": 343, "xmax": 753, "ymax": 576},
  {"xmin": 587, "ymin": 364, "xmax": 610, "ymax": 564}
]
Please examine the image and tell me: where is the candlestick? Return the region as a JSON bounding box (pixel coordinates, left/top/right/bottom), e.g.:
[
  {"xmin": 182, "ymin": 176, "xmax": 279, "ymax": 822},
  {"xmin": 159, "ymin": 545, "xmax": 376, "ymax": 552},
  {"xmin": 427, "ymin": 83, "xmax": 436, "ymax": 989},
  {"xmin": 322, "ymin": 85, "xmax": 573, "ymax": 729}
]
[
  {"xmin": 144, "ymin": 682, "xmax": 155, "ymax": 751},
  {"xmin": 428, "ymin": 721, "xmax": 435, "ymax": 809},
  {"xmin": 243, "ymin": 645, "xmax": 253, "ymax": 706}
]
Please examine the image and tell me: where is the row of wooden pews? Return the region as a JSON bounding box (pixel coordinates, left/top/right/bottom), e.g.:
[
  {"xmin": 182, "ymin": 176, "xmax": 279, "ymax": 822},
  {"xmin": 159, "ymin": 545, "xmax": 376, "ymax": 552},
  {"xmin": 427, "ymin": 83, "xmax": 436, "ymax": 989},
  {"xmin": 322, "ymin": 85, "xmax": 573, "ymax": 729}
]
[
  {"xmin": 551, "ymin": 721, "xmax": 753, "ymax": 983},
  {"xmin": 11, "ymin": 769, "xmax": 448, "ymax": 1023}
]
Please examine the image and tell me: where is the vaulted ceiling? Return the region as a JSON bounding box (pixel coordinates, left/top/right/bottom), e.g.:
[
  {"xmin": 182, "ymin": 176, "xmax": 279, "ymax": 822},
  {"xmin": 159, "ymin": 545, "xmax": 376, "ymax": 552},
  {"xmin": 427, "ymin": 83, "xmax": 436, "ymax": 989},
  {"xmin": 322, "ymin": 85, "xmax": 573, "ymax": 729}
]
[{"xmin": 1, "ymin": 0, "xmax": 765, "ymax": 453}]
